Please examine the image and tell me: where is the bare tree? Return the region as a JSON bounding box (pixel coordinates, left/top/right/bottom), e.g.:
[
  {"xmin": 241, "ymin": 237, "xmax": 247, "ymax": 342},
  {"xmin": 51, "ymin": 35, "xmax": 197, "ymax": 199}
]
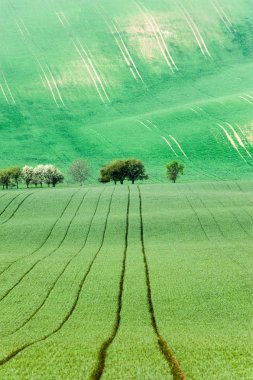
[{"xmin": 68, "ymin": 159, "xmax": 89, "ymax": 186}]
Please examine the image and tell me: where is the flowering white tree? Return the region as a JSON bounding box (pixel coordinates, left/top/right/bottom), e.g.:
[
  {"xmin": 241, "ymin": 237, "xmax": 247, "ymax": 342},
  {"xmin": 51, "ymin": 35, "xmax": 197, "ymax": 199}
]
[
  {"xmin": 33, "ymin": 165, "xmax": 46, "ymax": 188},
  {"xmin": 43, "ymin": 165, "xmax": 64, "ymax": 187},
  {"xmin": 21, "ymin": 166, "xmax": 34, "ymax": 188}
]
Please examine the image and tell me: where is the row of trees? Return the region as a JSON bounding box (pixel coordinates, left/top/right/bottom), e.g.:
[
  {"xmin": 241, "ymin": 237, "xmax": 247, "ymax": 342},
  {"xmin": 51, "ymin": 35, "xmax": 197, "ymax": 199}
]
[
  {"xmin": 0, "ymin": 159, "xmax": 184, "ymax": 190},
  {"xmin": 99, "ymin": 159, "xmax": 148, "ymax": 185},
  {"xmin": 0, "ymin": 165, "xmax": 64, "ymax": 189}
]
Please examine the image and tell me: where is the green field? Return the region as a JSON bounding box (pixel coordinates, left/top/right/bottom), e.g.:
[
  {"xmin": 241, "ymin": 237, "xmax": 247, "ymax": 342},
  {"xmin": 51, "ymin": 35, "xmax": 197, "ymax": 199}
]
[
  {"xmin": 0, "ymin": 182, "xmax": 252, "ymax": 379},
  {"xmin": 1, "ymin": 0, "xmax": 253, "ymax": 180}
]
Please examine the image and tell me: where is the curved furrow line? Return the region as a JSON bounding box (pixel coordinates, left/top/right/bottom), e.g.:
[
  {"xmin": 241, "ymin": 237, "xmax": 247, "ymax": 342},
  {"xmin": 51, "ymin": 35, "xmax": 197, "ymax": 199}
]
[
  {"xmin": 185, "ymin": 196, "xmax": 210, "ymax": 240},
  {"xmin": 0, "ymin": 190, "xmax": 79, "ymax": 277},
  {"xmin": 229, "ymin": 211, "xmax": 252, "ymax": 238},
  {"xmin": 1, "ymin": 192, "xmax": 34, "ymax": 225},
  {"xmin": 0, "ymin": 189, "xmax": 88, "ymax": 304},
  {"xmin": 224, "ymin": 191, "xmax": 253, "ymax": 223},
  {"xmin": 0, "ymin": 187, "xmax": 115, "ymax": 367},
  {"xmin": 0, "ymin": 192, "xmax": 25, "ymax": 218},
  {"xmin": 198, "ymin": 198, "xmax": 226, "ymax": 238},
  {"xmin": 138, "ymin": 186, "xmax": 186, "ymax": 380},
  {"xmin": 91, "ymin": 187, "xmax": 130, "ymax": 380},
  {"xmin": 218, "ymin": 200, "xmax": 252, "ymax": 238},
  {"xmin": 0, "ymin": 193, "xmax": 8, "ymax": 201},
  {"xmin": 6, "ymin": 188, "xmax": 104, "ymax": 337}
]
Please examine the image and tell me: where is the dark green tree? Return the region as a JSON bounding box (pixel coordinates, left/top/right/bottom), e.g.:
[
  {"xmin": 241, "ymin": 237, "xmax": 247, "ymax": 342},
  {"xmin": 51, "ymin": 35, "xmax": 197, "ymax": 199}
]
[
  {"xmin": 9, "ymin": 167, "xmax": 22, "ymax": 189},
  {"xmin": 99, "ymin": 160, "xmax": 128, "ymax": 185},
  {"xmin": 125, "ymin": 159, "xmax": 148, "ymax": 184},
  {"xmin": 0, "ymin": 169, "xmax": 11, "ymax": 190},
  {"xmin": 166, "ymin": 160, "xmax": 184, "ymax": 183}
]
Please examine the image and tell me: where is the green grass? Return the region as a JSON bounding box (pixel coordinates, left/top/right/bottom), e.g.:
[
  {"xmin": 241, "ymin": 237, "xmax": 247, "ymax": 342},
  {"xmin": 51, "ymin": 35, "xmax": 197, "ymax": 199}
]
[
  {"xmin": 0, "ymin": 182, "xmax": 251, "ymax": 379},
  {"xmin": 1, "ymin": 0, "xmax": 253, "ymax": 180}
]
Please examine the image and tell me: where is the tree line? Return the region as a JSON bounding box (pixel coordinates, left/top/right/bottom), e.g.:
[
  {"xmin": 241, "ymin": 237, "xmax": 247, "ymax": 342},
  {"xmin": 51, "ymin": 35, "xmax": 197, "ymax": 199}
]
[
  {"xmin": 0, "ymin": 165, "xmax": 64, "ymax": 190},
  {"xmin": 0, "ymin": 159, "xmax": 184, "ymax": 190}
]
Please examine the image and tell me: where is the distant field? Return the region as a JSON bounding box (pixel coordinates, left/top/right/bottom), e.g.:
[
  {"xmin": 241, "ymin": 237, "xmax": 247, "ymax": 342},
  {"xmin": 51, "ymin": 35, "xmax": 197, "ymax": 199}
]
[
  {"xmin": 1, "ymin": 0, "xmax": 253, "ymax": 180},
  {"xmin": 0, "ymin": 182, "xmax": 251, "ymax": 379}
]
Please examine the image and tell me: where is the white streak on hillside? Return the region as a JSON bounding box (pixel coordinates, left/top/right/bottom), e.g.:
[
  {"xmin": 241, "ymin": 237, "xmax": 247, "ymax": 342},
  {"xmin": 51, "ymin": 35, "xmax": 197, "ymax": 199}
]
[
  {"xmin": 178, "ymin": 0, "xmax": 211, "ymax": 57},
  {"xmin": 15, "ymin": 20, "xmax": 25, "ymax": 37},
  {"xmin": 219, "ymin": 124, "xmax": 246, "ymax": 162},
  {"xmin": 86, "ymin": 44, "xmax": 111, "ymax": 99},
  {"xmin": 55, "ymin": 12, "xmax": 66, "ymax": 28},
  {"xmin": 71, "ymin": 38, "xmax": 105, "ymax": 103},
  {"xmin": 0, "ymin": 83, "xmax": 9, "ymax": 104},
  {"xmin": 226, "ymin": 122, "xmax": 252, "ymax": 158},
  {"xmin": 239, "ymin": 96, "xmax": 253, "ymax": 105},
  {"xmin": 137, "ymin": 2, "xmax": 178, "ymax": 71},
  {"xmin": 190, "ymin": 107, "xmax": 200, "ymax": 115},
  {"xmin": 60, "ymin": 11, "xmax": 71, "ymax": 27},
  {"xmin": 19, "ymin": 18, "xmax": 30, "ymax": 36},
  {"xmin": 162, "ymin": 136, "xmax": 178, "ymax": 156},
  {"xmin": 137, "ymin": 120, "xmax": 152, "ymax": 131},
  {"xmin": 146, "ymin": 120, "xmax": 158, "ymax": 129},
  {"xmin": 46, "ymin": 64, "xmax": 65, "ymax": 106},
  {"xmin": 35, "ymin": 57, "xmax": 59, "ymax": 107},
  {"xmin": 106, "ymin": 20, "xmax": 136, "ymax": 81},
  {"xmin": 76, "ymin": 38, "xmax": 111, "ymax": 103},
  {"xmin": 210, "ymin": 0, "xmax": 231, "ymax": 32},
  {"xmin": 96, "ymin": 5, "xmax": 144, "ymax": 84},
  {"xmin": 217, "ymin": 1, "xmax": 233, "ymax": 27},
  {"xmin": 179, "ymin": 8, "xmax": 205, "ymax": 56},
  {"xmin": 112, "ymin": 20, "xmax": 144, "ymax": 83},
  {"xmin": 136, "ymin": 1, "xmax": 175, "ymax": 73},
  {"xmin": 56, "ymin": 11, "xmax": 110, "ymax": 104},
  {"xmin": 169, "ymin": 135, "xmax": 188, "ymax": 158},
  {"xmin": 1, "ymin": 72, "xmax": 16, "ymax": 104}
]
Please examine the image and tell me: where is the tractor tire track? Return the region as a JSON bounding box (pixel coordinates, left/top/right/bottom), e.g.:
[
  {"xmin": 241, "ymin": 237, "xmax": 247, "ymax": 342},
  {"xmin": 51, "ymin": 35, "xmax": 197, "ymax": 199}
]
[
  {"xmin": 0, "ymin": 192, "xmax": 25, "ymax": 218},
  {"xmin": 197, "ymin": 198, "xmax": 225, "ymax": 238},
  {"xmin": 6, "ymin": 189, "xmax": 104, "ymax": 337},
  {"xmin": 218, "ymin": 200, "xmax": 251, "ymax": 238},
  {"xmin": 0, "ymin": 193, "xmax": 8, "ymax": 201},
  {"xmin": 91, "ymin": 187, "xmax": 130, "ymax": 380},
  {"xmin": 0, "ymin": 187, "xmax": 115, "ymax": 367},
  {"xmin": 137, "ymin": 186, "xmax": 186, "ymax": 380},
  {"xmin": 186, "ymin": 196, "xmax": 210, "ymax": 240},
  {"xmin": 0, "ymin": 190, "xmax": 87, "ymax": 304},
  {"xmin": 0, "ymin": 190, "xmax": 78, "ymax": 277},
  {"xmin": 1, "ymin": 192, "xmax": 34, "ymax": 224}
]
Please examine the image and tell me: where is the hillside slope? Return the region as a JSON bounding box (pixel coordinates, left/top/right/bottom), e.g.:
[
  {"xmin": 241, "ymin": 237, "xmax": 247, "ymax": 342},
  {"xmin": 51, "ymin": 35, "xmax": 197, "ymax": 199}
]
[{"xmin": 1, "ymin": 0, "xmax": 253, "ymax": 180}]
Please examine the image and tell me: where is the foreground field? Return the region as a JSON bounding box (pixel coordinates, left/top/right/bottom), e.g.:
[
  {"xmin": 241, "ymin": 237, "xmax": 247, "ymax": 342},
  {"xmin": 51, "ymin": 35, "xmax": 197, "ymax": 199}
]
[{"xmin": 0, "ymin": 182, "xmax": 252, "ymax": 379}]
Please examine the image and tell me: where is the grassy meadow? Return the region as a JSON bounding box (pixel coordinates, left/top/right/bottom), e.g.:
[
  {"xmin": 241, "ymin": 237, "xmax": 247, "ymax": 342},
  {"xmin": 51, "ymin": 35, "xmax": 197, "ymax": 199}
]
[{"xmin": 0, "ymin": 182, "xmax": 252, "ymax": 379}]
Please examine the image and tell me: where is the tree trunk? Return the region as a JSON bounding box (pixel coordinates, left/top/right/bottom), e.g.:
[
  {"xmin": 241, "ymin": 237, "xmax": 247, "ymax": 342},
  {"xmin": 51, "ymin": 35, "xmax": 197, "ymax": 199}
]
[
  {"xmin": 132, "ymin": 179, "xmax": 135, "ymax": 184},
  {"xmin": 120, "ymin": 180, "xmax": 124, "ymax": 185}
]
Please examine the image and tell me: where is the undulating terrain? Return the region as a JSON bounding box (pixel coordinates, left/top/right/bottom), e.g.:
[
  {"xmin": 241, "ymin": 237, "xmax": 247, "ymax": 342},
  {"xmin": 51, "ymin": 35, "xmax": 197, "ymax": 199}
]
[
  {"xmin": 1, "ymin": 0, "xmax": 253, "ymax": 180},
  {"xmin": 0, "ymin": 183, "xmax": 252, "ymax": 379}
]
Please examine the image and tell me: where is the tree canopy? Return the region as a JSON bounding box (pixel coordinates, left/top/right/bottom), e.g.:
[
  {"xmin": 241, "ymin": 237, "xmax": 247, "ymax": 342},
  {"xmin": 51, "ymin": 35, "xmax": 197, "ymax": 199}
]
[
  {"xmin": 166, "ymin": 160, "xmax": 184, "ymax": 183},
  {"xmin": 68, "ymin": 159, "xmax": 89, "ymax": 186},
  {"xmin": 99, "ymin": 159, "xmax": 148, "ymax": 185}
]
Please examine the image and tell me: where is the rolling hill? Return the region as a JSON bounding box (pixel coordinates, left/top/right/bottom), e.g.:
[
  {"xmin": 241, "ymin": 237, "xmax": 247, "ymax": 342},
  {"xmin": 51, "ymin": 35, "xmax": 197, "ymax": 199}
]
[{"xmin": 1, "ymin": 0, "xmax": 253, "ymax": 181}]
